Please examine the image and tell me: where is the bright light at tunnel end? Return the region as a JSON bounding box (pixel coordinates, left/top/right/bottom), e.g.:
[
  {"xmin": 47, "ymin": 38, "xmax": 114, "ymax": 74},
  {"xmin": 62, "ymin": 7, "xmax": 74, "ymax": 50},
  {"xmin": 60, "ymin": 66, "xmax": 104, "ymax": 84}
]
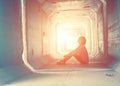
[{"xmin": 57, "ymin": 24, "xmax": 80, "ymax": 55}]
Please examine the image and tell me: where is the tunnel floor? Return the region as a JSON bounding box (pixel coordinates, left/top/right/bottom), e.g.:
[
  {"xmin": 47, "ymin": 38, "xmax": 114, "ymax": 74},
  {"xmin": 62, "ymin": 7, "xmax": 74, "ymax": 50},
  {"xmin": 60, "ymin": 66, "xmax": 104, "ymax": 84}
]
[
  {"xmin": 36, "ymin": 55, "xmax": 117, "ymax": 72},
  {"xmin": 38, "ymin": 60, "xmax": 111, "ymax": 73},
  {"xmin": 43, "ymin": 62, "xmax": 110, "ymax": 69},
  {"xmin": 5, "ymin": 68, "xmax": 120, "ymax": 86},
  {"xmin": 1, "ymin": 60, "xmax": 119, "ymax": 86}
]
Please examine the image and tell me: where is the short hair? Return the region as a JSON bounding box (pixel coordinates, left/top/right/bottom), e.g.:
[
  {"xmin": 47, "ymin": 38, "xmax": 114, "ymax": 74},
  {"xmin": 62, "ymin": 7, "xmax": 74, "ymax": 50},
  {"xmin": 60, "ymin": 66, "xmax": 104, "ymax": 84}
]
[{"xmin": 78, "ymin": 36, "xmax": 86, "ymax": 45}]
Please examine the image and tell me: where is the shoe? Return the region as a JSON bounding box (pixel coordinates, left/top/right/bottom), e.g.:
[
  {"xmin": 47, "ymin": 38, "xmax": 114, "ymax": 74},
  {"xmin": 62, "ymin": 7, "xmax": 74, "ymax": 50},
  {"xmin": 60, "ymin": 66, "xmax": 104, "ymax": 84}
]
[{"xmin": 56, "ymin": 60, "xmax": 66, "ymax": 65}]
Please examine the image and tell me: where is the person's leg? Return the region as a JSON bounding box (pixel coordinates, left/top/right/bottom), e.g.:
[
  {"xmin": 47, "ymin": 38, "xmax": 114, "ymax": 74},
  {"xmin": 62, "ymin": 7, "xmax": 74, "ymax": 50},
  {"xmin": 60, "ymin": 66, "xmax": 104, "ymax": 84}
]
[
  {"xmin": 73, "ymin": 55, "xmax": 88, "ymax": 64},
  {"xmin": 56, "ymin": 53, "xmax": 72, "ymax": 65}
]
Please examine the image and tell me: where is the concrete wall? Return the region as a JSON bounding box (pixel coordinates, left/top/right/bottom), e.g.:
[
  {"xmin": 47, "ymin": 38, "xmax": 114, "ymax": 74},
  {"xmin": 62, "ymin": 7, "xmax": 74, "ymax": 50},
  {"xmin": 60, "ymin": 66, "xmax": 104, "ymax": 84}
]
[
  {"xmin": 107, "ymin": 0, "xmax": 120, "ymax": 73},
  {"xmin": 108, "ymin": 0, "xmax": 120, "ymax": 59},
  {"xmin": 0, "ymin": 0, "xmax": 23, "ymax": 67},
  {"xmin": 25, "ymin": 0, "xmax": 54, "ymax": 69},
  {"xmin": 26, "ymin": 0, "xmax": 43, "ymax": 58}
]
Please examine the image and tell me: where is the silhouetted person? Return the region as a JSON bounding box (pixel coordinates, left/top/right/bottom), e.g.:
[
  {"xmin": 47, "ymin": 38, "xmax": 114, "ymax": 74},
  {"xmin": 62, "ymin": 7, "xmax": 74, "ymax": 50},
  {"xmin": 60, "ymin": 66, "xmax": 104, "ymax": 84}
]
[{"xmin": 57, "ymin": 36, "xmax": 89, "ymax": 65}]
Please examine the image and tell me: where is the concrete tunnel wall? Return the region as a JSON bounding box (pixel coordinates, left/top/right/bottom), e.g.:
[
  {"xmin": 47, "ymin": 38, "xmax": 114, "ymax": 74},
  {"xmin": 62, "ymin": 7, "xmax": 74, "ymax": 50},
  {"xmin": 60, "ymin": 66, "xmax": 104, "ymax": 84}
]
[
  {"xmin": 0, "ymin": 0, "xmax": 120, "ymax": 72},
  {"xmin": 107, "ymin": 0, "xmax": 120, "ymax": 73},
  {"xmin": 0, "ymin": 0, "xmax": 23, "ymax": 67},
  {"xmin": 25, "ymin": 0, "xmax": 44, "ymax": 69},
  {"xmin": 25, "ymin": 0, "xmax": 120, "ymax": 69},
  {"xmin": 25, "ymin": 0, "xmax": 105, "ymax": 69},
  {"xmin": 108, "ymin": 0, "xmax": 120, "ymax": 59},
  {"xmin": 25, "ymin": 0, "xmax": 54, "ymax": 69}
]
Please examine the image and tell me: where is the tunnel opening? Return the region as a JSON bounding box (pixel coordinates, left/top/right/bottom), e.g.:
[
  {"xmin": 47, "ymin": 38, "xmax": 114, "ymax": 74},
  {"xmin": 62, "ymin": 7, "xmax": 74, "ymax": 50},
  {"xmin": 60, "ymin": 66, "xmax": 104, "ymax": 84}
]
[{"xmin": 21, "ymin": 0, "xmax": 110, "ymax": 72}]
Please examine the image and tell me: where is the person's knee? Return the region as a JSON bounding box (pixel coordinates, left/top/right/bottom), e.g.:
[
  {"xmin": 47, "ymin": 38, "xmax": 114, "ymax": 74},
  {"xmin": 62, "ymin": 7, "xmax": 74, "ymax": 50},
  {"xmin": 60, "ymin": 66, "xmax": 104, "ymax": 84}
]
[
  {"xmin": 64, "ymin": 54, "xmax": 71, "ymax": 58},
  {"xmin": 73, "ymin": 54, "xmax": 79, "ymax": 58}
]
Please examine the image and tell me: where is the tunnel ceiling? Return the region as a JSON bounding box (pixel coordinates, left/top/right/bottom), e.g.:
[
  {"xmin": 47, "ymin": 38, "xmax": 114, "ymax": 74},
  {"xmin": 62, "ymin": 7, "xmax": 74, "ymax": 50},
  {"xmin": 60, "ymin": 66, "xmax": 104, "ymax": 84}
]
[{"xmin": 38, "ymin": 0, "xmax": 104, "ymax": 16}]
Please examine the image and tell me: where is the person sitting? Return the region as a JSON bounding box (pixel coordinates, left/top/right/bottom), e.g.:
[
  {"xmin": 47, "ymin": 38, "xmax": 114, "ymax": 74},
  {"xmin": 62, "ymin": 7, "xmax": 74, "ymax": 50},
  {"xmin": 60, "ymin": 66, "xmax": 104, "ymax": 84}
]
[{"xmin": 57, "ymin": 36, "xmax": 89, "ymax": 65}]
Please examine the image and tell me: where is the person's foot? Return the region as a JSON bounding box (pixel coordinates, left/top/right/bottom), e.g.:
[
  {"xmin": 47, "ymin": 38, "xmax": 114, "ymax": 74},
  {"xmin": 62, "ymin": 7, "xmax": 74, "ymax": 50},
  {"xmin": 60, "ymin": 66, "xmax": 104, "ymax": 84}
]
[{"xmin": 56, "ymin": 60, "xmax": 66, "ymax": 65}]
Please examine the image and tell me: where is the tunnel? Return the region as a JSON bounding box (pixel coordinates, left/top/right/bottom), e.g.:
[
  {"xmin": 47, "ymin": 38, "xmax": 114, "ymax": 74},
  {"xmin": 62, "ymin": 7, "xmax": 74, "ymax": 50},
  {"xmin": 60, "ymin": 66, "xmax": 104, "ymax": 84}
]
[
  {"xmin": 22, "ymin": 0, "xmax": 112, "ymax": 72},
  {"xmin": 0, "ymin": 0, "xmax": 120, "ymax": 85}
]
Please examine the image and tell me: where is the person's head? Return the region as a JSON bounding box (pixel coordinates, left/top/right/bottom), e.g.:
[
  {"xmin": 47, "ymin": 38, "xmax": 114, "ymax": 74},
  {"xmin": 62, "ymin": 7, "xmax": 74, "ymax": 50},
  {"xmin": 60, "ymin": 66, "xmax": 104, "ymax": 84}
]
[{"xmin": 77, "ymin": 36, "xmax": 86, "ymax": 45}]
